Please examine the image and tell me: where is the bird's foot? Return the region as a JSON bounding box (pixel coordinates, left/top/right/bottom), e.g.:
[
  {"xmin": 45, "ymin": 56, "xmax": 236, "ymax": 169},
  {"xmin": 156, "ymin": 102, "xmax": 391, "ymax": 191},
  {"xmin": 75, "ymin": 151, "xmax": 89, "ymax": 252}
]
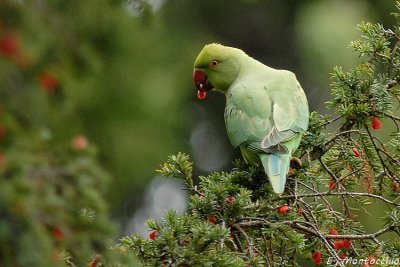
[
  {"xmin": 288, "ymin": 157, "xmax": 302, "ymax": 177},
  {"xmin": 290, "ymin": 156, "xmax": 302, "ymax": 169}
]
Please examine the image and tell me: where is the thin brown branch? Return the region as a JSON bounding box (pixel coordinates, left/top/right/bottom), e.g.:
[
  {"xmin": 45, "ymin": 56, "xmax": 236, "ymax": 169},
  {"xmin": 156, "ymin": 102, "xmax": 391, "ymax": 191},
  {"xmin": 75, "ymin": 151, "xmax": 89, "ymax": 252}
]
[
  {"xmin": 321, "ymin": 115, "xmax": 343, "ymax": 127},
  {"xmin": 325, "ymin": 129, "xmax": 361, "ymax": 146},
  {"xmin": 319, "ymin": 158, "xmax": 338, "ymax": 182},
  {"xmin": 271, "ymin": 192, "xmax": 400, "ymax": 207},
  {"xmin": 287, "ymin": 177, "xmax": 342, "ymax": 221},
  {"xmin": 383, "ymin": 112, "xmax": 400, "ymax": 121},
  {"xmin": 300, "ymin": 129, "xmax": 360, "ymax": 162},
  {"xmin": 235, "ymin": 218, "xmax": 397, "ymax": 240},
  {"xmin": 364, "ymin": 127, "xmax": 399, "ymax": 189}
]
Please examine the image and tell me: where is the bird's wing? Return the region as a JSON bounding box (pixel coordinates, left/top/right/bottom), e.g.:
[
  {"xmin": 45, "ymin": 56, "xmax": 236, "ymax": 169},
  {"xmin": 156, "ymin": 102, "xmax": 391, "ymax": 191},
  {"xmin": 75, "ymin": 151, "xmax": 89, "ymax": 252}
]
[
  {"xmin": 225, "ymin": 82, "xmax": 273, "ymax": 151},
  {"xmin": 261, "ymin": 72, "xmax": 309, "ymax": 152},
  {"xmin": 225, "ymin": 71, "xmax": 308, "ymax": 156}
]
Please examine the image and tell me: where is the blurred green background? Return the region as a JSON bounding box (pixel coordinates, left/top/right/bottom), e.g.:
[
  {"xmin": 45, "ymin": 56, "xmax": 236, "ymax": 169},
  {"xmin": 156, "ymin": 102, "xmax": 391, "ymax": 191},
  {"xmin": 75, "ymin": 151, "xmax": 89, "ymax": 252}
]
[{"xmin": 0, "ymin": 0, "xmax": 396, "ymax": 238}]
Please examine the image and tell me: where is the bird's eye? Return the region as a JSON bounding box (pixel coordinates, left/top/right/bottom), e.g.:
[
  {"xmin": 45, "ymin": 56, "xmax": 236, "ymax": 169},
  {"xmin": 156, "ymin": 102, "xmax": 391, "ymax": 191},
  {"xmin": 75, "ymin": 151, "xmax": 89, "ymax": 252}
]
[{"xmin": 211, "ymin": 60, "xmax": 219, "ymax": 67}]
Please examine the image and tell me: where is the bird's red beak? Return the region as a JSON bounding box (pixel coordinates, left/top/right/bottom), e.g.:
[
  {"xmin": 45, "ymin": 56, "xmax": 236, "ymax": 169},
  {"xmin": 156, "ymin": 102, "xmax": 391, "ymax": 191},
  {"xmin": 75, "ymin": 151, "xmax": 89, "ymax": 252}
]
[{"xmin": 193, "ymin": 69, "xmax": 213, "ymax": 100}]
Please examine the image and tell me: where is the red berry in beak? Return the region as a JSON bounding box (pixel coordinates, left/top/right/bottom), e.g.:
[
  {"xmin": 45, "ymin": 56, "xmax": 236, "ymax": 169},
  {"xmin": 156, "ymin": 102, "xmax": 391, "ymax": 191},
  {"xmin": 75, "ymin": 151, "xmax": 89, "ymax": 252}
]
[
  {"xmin": 197, "ymin": 90, "xmax": 207, "ymax": 100},
  {"xmin": 193, "ymin": 69, "xmax": 213, "ymax": 100}
]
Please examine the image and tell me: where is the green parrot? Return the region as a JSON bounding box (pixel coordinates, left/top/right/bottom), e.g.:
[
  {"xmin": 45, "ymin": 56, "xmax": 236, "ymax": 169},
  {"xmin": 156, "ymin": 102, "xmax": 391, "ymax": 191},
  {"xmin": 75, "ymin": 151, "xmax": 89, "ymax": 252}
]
[{"xmin": 193, "ymin": 43, "xmax": 309, "ymax": 194}]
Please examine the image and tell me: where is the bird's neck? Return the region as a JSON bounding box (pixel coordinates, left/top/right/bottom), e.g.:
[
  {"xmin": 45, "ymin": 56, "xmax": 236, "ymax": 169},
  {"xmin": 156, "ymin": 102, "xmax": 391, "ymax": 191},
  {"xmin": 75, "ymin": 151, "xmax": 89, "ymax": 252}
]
[{"xmin": 222, "ymin": 57, "xmax": 275, "ymax": 96}]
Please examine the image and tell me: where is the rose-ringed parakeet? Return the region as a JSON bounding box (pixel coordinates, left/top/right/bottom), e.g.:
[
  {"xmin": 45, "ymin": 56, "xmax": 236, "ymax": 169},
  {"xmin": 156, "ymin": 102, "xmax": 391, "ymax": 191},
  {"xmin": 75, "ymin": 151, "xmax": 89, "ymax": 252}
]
[{"xmin": 193, "ymin": 43, "xmax": 309, "ymax": 194}]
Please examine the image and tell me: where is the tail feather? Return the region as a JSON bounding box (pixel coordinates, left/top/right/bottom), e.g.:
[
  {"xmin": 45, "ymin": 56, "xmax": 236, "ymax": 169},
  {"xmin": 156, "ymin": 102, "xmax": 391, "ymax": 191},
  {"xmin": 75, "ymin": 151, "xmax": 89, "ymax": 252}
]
[{"xmin": 260, "ymin": 153, "xmax": 290, "ymax": 194}]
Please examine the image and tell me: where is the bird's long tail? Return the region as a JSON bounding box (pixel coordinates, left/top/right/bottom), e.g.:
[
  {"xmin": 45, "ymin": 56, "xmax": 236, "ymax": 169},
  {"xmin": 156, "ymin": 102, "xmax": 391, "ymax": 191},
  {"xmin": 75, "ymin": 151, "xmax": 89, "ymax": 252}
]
[{"xmin": 260, "ymin": 153, "xmax": 290, "ymax": 194}]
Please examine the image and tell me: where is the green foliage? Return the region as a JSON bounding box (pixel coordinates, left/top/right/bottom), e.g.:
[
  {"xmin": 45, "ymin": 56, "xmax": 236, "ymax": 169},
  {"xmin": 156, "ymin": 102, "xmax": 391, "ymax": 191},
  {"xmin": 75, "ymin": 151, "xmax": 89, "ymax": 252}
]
[
  {"xmin": 157, "ymin": 152, "xmax": 194, "ymax": 188},
  {"xmin": 0, "ymin": 120, "xmax": 132, "ymax": 266},
  {"xmin": 118, "ymin": 211, "xmax": 246, "ymax": 267}
]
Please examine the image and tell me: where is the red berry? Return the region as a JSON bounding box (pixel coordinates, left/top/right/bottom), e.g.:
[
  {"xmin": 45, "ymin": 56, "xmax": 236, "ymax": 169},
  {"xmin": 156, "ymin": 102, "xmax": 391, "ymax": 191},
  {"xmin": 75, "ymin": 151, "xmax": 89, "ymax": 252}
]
[
  {"xmin": 342, "ymin": 238, "xmax": 351, "ymax": 249},
  {"xmin": 392, "ymin": 181, "xmax": 398, "ymax": 189},
  {"xmin": 197, "ymin": 90, "xmax": 207, "ymax": 100},
  {"xmin": 333, "ymin": 241, "xmax": 342, "ymax": 250},
  {"xmin": 0, "ymin": 32, "xmax": 20, "ymax": 57},
  {"xmin": 329, "ymin": 180, "xmax": 336, "ymax": 190},
  {"xmin": 334, "ymin": 240, "xmax": 343, "ymax": 250},
  {"xmin": 52, "ymin": 227, "xmax": 64, "ymax": 241},
  {"xmin": 149, "ymin": 230, "xmax": 158, "ymax": 240},
  {"xmin": 339, "ymin": 253, "xmax": 347, "ymax": 260},
  {"xmin": 278, "ymin": 205, "xmax": 289, "ymax": 215},
  {"xmin": 371, "ymin": 117, "xmax": 382, "ymax": 130},
  {"xmin": 312, "ymin": 251, "xmax": 323, "ymax": 265},
  {"xmin": 352, "ymin": 147, "xmax": 361, "ymax": 158},
  {"xmin": 208, "ymin": 215, "xmax": 216, "ymax": 224},
  {"xmin": 329, "ymin": 229, "xmax": 339, "ymax": 236},
  {"xmin": 39, "ymin": 71, "xmax": 59, "ymax": 92},
  {"xmin": 72, "ymin": 135, "xmax": 89, "ymax": 150},
  {"xmin": 226, "ymin": 196, "xmax": 236, "ymax": 204}
]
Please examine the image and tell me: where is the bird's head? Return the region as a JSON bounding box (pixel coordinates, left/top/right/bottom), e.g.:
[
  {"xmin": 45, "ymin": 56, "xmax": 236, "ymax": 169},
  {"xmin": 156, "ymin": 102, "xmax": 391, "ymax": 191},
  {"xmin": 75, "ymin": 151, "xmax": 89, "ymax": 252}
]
[{"xmin": 193, "ymin": 43, "xmax": 245, "ymax": 99}]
